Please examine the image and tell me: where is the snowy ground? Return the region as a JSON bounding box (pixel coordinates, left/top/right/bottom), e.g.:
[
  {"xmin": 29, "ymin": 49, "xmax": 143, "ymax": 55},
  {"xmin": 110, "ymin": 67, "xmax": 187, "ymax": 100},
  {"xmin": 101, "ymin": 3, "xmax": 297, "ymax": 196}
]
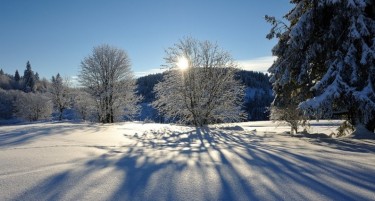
[{"xmin": 0, "ymin": 121, "xmax": 374, "ymax": 201}]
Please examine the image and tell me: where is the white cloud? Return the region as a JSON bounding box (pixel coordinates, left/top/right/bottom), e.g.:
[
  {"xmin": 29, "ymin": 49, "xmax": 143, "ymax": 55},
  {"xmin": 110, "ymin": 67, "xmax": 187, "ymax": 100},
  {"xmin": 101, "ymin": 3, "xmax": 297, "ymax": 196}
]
[
  {"xmin": 237, "ymin": 56, "xmax": 276, "ymax": 73},
  {"xmin": 134, "ymin": 68, "xmax": 167, "ymax": 78},
  {"xmin": 67, "ymin": 75, "xmax": 80, "ymax": 87},
  {"xmin": 70, "ymin": 75, "xmax": 78, "ymax": 81}
]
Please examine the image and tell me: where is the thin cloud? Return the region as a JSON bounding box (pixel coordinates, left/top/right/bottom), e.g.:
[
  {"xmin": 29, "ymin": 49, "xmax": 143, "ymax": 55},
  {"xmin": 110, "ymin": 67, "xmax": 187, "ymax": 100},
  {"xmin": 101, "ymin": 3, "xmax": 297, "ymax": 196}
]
[
  {"xmin": 237, "ymin": 56, "xmax": 276, "ymax": 73},
  {"xmin": 67, "ymin": 75, "xmax": 80, "ymax": 87}
]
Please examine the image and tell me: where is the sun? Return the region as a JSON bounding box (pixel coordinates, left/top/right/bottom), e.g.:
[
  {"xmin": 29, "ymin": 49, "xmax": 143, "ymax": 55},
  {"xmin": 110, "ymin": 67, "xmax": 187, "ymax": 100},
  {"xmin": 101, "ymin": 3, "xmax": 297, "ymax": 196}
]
[{"xmin": 176, "ymin": 57, "xmax": 189, "ymax": 70}]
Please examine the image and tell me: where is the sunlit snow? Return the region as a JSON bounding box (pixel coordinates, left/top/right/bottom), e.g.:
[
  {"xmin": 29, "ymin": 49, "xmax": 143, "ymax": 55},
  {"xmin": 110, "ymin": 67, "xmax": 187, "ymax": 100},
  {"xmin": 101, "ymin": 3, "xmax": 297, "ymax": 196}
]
[{"xmin": 0, "ymin": 121, "xmax": 374, "ymax": 201}]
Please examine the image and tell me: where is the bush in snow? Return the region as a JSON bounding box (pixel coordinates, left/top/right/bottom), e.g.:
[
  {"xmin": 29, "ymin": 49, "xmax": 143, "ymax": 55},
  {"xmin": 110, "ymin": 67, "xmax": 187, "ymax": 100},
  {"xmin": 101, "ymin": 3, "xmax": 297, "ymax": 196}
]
[
  {"xmin": 267, "ymin": 0, "xmax": 375, "ymax": 133},
  {"xmin": 50, "ymin": 73, "xmax": 71, "ymax": 121},
  {"xmin": 71, "ymin": 89, "xmax": 96, "ymax": 121},
  {"xmin": 0, "ymin": 89, "xmax": 15, "ymax": 119},
  {"xmin": 14, "ymin": 91, "xmax": 52, "ymax": 121},
  {"xmin": 270, "ymin": 104, "xmax": 307, "ymax": 135},
  {"xmin": 153, "ymin": 37, "xmax": 245, "ymax": 126}
]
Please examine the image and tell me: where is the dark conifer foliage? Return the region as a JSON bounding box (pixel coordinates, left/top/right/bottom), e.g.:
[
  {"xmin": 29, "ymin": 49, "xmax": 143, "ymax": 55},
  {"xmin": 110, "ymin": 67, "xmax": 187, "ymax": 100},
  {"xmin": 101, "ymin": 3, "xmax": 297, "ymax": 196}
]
[
  {"xmin": 34, "ymin": 72, "xmax": 40, "ymax": 81},
  {"xmin": 236, "ymin": 70, "xmax": 273, "ymax": 121},
  {"xmin": 14, "ymin": 70, "xmax": 20, "ymax": 82},
  {"xmin": 235, "ymin": 70, "xmax": 272, "ymax": 89},
  {"xmin": 136, "ymin": 73, "xmax": 164, "ymax": 103},
  {"xmin": 23, "ymin": 61, "xmax": 36, "ymax": 92},
  {"xmin": 267, "ymin": 0, "xmax": 375, "ymax": 133}
]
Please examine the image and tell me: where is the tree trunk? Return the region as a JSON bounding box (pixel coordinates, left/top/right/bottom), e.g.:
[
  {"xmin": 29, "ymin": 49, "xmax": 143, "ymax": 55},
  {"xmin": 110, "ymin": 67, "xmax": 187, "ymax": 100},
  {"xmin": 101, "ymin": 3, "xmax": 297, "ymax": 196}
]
[
  {"xmin": 59, "ymin": 108, "xmax": 63, "ymax": 121},
  {"xmin": 104, "ymin": 95, "xmax": 111, "ymax": 123},
  {"xmin": 110, "ymin": 108, "xmax": 114, "ymax": 123},
  {"xmin": 109, "ymin": 94, "xmax": 114, "ymax": 123},
  {"xmin": 365, "ymin": 117, "xmax": 375, "ymax": 133},
  {"xmin": 290, "ymin": 122, "xmax": 298, "ymax": 135},
  {"xmin": 106, "ymin": 113, "xmax": 111, "ymax": 123}
]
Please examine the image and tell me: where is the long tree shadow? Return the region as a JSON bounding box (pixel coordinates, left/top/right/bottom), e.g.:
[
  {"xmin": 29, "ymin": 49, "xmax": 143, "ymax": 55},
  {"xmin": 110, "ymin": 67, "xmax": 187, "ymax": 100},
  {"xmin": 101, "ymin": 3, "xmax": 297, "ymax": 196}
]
[
  {"xmin": 302, "ymin": 137, "xmax": 375, "ymax": 153},
  {"xmin": 13, "ymin": 125, "xmax": 375, "ymax": 201}
]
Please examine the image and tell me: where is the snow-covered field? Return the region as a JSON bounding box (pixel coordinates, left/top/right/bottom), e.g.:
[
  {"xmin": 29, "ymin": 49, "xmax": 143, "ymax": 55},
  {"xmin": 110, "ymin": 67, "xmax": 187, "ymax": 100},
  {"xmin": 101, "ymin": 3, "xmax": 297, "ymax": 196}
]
[{"xmin": 0, "ymin": 121, "xmax": 374, "ymax": 201}]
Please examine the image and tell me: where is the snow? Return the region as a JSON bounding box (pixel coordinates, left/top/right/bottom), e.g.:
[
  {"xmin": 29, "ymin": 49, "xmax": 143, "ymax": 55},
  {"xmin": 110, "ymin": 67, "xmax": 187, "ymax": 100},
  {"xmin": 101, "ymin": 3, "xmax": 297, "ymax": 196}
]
[
  {"xmin": 349, "ymin": 124, "xmax": 375, "ymax": 139},
  {"xmin": 0, "ymin": 121, "xmax": 374, "ymax": 201}
]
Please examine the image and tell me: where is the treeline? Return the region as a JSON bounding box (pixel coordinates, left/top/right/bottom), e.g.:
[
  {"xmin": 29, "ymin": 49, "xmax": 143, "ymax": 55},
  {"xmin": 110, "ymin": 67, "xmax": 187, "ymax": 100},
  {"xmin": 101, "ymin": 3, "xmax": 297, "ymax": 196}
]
[
  {"xmin": 0, "ymin": 62, "xmax": 93, "ymax": 122},
  {"xmin": 0, "ymin": 62, "xmax": 51, "ymax": 121},
  {"xmin": 0, "ymin": 62, "xmax": 273, "ymax": 123},
  {"xmin": 0, "ymin": 61, "xmax": 49, "ymax": 93}
]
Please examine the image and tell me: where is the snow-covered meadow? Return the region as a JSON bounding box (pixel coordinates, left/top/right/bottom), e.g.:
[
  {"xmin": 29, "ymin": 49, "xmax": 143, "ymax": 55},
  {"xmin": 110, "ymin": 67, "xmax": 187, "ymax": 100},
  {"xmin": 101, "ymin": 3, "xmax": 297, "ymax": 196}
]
[{"xmin": 0, "ymin": 121, "xmax": 374, "ymax": 201}]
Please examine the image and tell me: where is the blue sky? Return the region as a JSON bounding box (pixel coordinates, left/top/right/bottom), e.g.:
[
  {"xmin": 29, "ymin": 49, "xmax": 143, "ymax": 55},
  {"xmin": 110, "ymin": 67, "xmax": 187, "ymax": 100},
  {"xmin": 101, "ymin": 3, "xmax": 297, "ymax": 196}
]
[{"xmin": 0, "ymin": 0, "xmax": 291, "ymax": 79}]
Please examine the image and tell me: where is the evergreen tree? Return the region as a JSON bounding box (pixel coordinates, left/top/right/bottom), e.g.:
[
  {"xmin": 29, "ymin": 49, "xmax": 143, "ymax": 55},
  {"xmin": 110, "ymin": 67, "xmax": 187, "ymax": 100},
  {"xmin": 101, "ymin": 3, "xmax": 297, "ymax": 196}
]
[
  {"xmin": 0, "ymin": 69, "xmax": 3, "ymax": 75},
  {"xmin": 23, "ymin": 61, "xmax": 36, "ymax": 92},
  {"xmin": 34, "ymin": 72, "xmax": 40, "ymax": 81},
  {"xmin": 14, "ymin": 70, "xmax": 20, "ymax": 82},
  {"xmin": 267, "ymin": 0, "xmax": 375, "ymax": 133}
]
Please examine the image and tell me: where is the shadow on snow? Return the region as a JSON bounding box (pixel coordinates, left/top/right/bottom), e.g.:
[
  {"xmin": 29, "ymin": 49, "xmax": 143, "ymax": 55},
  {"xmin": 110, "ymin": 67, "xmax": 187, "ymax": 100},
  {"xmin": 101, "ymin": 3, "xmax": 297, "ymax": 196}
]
[
  {"xmin": 12, "ymin": 125, "xmax": 375, "ymax": 201},
  {"xmin": 0, "ymin": 122, "xmax": 102, "ymax": 148}
]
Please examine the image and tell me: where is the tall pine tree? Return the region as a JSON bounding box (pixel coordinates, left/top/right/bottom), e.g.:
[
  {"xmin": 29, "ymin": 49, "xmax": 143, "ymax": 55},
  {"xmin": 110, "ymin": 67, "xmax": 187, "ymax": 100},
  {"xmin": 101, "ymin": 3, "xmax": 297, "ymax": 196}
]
[
  {"xmin": 268, "ymin": 0, "xmax": 375, "ymax": 133},
  {"xmin": 23, "ymin": 61, "xmax": 36, "ymax": 92},
  {"xmin": 14, "ymin": 70, "xmax": 20, "ymax": 82}
]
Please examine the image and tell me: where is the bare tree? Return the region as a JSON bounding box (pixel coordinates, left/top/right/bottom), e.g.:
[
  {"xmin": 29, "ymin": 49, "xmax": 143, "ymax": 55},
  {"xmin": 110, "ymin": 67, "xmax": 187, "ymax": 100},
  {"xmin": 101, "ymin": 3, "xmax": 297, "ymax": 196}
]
[
  {"xmin": 50, "ymin": 73, "xmax": 70, "ymax": 120},
  {"xmin": 269, "ymin": 105, "xmax": 307, "ymax": 135},
  {"xmin": 79, "ymin": 44, "xmax": 140, "ymax": 123},
  {"xmin": 153, "ymin": 37, "xmax": 244, "ymax": 126}
]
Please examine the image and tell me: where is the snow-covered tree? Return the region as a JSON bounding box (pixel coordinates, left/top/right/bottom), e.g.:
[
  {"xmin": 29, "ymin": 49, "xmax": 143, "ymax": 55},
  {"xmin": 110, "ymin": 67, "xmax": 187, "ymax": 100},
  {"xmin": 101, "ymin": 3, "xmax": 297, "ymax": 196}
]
[
  {"xmin": 71, "ymin": 89, "xmax": 96, "ymax": 121},
  {"xmin": 0, "ymin": 89, "xmax": 14, "ymax": 119},
  {"xmin": 50, "ymin": 73, "xmax": 70, "ymax": 120},
  {"xmin": 0, "ymin": 73, "xmax": 11, "ymax": 90},
  {"xmin": 267, "ymin": 0, "xmax": 375, "ymax": 133},
  {"xmin": 14, "ymin": 92, "xmax": 52, "ymax": 121},
  {"xmin": 153, "ymin": 37, "xmax": 245, "ymax": 126},
  {"xmin": 79, "ymin": 44, "xmax": 140, "ymax": 123},
  {"xmin": 270, "ymin": 103, "xmax": 307, "ymax": 135}
]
